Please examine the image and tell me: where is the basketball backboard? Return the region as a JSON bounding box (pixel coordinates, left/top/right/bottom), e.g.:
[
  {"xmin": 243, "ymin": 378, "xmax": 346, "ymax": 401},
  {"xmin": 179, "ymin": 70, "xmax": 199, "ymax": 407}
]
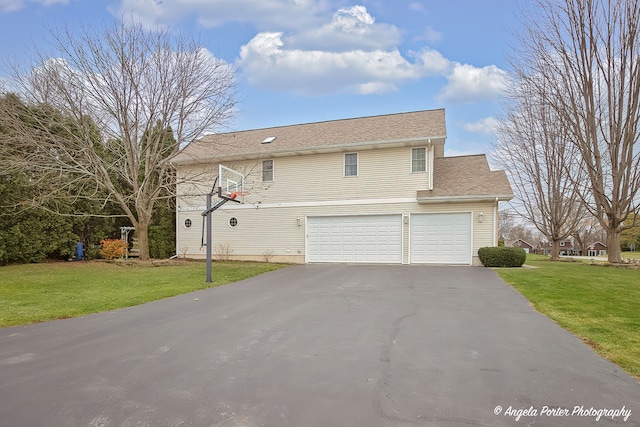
[{"xmin": 218, "ymin": 164, "xmax": 245, "ymax": 202}]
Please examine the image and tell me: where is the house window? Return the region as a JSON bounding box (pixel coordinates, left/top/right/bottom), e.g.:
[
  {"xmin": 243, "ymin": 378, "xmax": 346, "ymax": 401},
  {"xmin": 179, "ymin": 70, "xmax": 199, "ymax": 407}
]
[
  {"xmin": 229, "ymin": 217, "xmax": 238, "ymax": 228},
  {"xmin": 184, "ymin": 218, "xmax": 192, "ymax": 228},
  {"xmin": 560, "ymin": 241, "xmax": 565, "ymax": 246},
  {"xmin": 262, "ymin": 160, "xmax": 274, "ymax": 182},
  {"xmin": 344, "ymin": 153, "xmax": 358, "ymax": 177},
  {"xmin": 412, "ymin": 147, "xmax": 426, "ymax": 172}
]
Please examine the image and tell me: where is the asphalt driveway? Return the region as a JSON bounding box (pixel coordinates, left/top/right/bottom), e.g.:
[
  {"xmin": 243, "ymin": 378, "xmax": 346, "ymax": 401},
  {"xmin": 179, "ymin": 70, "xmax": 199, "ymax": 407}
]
[{"xmin": 1, "ymin": 265, "xmax": 639, "ymax": 426}]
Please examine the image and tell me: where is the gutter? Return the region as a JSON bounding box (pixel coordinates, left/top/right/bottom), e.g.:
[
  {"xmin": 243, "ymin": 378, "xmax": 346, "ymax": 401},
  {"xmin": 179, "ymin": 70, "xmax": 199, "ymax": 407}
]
[
  {"xmin": 172, "ymin": 136, "xmax": 447, "ymax": 165},
  {"xmin": 416, "ymin": 194, "xmax": 514, "ymax": 204}
]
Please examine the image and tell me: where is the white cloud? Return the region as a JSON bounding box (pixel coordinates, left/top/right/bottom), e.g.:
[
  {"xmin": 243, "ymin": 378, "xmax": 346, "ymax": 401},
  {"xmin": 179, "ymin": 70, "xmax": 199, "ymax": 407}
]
[
  {"xmin": 438, "ymin": 63, "xmax": 508, "ymax": 103},
  {"xmin": 113, "ymin": 1, "xmax": 508, "ymax": 102},
  {"xmin": 0, "ymin": 0, "xmax": 21, "ymax": 12},
  {"xmin": 288, "ymin": 5, "xmax": 402, "ymax": 51},
  {"xmin": 460, "ymin": 116, "xmax": 500, "ymax": 135},
  {"xmin": 232, "ymin": 5, "xmax": 507, "ymax": 99},
  {"xmin": 113, "ymin": 0, "xmax": 328, "ymax": 31},
  {"xmin": 408, "ymin": 2, "xmax": 426, "ymax": 13},
  {"xmin": 0, "ymin": 0, "xmax": 68, "ymax": 12},
  {"xmin": 238, "ymin": 32, "xmax": 422, "ymax": 95},
  {"xmin": 411, "ymin": 47, "xmax": 452, "ymax": 75}
]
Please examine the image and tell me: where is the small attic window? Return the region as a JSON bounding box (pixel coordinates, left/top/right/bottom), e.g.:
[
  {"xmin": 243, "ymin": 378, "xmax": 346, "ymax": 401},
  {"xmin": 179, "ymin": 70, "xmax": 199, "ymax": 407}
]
[{"xmin": 262, "ymin": 136, "xmax": 277, "ymax": 144}]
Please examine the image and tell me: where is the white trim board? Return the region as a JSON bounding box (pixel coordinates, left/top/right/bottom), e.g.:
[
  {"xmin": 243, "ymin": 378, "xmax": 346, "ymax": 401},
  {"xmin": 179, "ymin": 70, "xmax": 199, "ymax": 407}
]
[{"xmin": 178, "ymin": 197, "xmax": 419, "ymax": 212}]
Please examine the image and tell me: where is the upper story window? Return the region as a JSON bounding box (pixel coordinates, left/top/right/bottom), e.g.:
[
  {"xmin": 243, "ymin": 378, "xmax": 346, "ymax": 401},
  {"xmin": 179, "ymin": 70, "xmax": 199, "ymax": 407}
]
[
  {"xmin": 262, "ymin": 159, "xmax": 274, "ymax": 182},
  {"xmin": 412, "ymin": 147, "xmax": 427, "ymax": 172},
  {"xmin": 344, "ymin": 153, "xmax": 358, "ymax": 177}
]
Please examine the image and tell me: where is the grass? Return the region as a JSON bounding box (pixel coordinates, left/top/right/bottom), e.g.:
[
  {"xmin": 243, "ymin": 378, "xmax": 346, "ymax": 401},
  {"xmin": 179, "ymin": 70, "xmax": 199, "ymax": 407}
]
[
  {"xmin": 622, "ymin": 251, "xmax": 640, "ymax": 260},
  {"xmin": 0, "ymin": 260, "xmax": 290, "ymax": 327},
  {"xmin": 495, "ymin": 255, "xmax": 640, "ymax": 378}
]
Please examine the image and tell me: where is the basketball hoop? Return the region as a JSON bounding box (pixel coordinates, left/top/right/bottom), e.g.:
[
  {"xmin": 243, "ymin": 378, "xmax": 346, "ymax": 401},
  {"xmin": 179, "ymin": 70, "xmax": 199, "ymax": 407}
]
[
  {"xmin": 203, "ymin": 164, "xmax": 250, "ymax": 284},
  {"xmin": 229, "ymin": 191, "xmax": 250, "ymax": 200}
]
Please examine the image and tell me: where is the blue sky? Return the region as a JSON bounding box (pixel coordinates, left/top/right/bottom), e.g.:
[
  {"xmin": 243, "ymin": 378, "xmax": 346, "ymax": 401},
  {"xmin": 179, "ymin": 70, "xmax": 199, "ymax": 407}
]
[{"xmin": 0, "ymin": 0, "xmax": 519, "ymax": 157}]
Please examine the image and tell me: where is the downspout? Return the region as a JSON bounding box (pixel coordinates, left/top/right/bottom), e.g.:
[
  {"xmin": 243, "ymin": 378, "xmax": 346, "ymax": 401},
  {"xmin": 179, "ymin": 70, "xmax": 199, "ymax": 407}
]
[
  {"xmin": 428, "ymin": 139, "xmax": 434, "ymax": 190},
  {"xmin": 493, "ymin": 197, "xmax": 499, "ymax": 246}
]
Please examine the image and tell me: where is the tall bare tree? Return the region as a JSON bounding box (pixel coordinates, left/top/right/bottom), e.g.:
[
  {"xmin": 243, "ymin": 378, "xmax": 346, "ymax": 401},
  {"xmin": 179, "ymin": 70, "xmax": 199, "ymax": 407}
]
[
  {"xmin": 513, "ymin": 0, "xmax": 640, "ymax": 262},
  {"xmin": 496, "ymin": 80, "xmax": 586, "ymax": 259},
  {"xmin": 572, "ymin": 216, "xmax": 607, "ymax": 255},
  {"xmin": 0, "ymin": 20, "xmax": 237, "ymax": 260},
  {"xmin": 497, "ymin": 209, "xmax": 543, "ymax": 247}
]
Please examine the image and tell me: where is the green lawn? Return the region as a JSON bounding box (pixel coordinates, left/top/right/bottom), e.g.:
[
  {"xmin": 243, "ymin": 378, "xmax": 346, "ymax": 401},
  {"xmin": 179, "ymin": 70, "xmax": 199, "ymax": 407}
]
[
  {"xmin": 0, "ymin": 261, "xmax": 289, "ymax": 327},
  {"xmin": 495, "ymin": 256, "xmax": 640, "ymax": 378}
]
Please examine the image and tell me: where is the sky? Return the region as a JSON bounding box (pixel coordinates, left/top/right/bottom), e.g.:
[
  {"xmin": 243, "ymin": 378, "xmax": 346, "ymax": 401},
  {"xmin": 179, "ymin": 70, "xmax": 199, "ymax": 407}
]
[{"xmin": 0, "ymin": 0, "xmax": 521, "ymax": 159}]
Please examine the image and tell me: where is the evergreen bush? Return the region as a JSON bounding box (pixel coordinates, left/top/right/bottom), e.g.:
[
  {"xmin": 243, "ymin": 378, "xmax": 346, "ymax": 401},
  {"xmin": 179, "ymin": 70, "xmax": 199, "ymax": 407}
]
[{"xmin": 478, "ymin": 246, "xmax": 526, "ymax": 267}]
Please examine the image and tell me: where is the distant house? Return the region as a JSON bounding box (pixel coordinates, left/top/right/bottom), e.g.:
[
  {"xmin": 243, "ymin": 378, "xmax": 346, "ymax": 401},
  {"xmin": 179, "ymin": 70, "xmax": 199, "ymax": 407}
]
[
  {"xmin": 535, "ymin": 239, "xmax": 581, "ymax": 256},
  {"xmin": 511, "ymin": 239, "xmax": 534, "ymax": 253},
  {"xmin": 587, "ymin": 242, "xmax": 607, "ymax": 257},
  {"xmin": 533, "ymin": 241, "xmax": 550, "ymax": 255},
  {"xmin": 558, "ymin": 239, "xmax": 580, "ymax": 256}
]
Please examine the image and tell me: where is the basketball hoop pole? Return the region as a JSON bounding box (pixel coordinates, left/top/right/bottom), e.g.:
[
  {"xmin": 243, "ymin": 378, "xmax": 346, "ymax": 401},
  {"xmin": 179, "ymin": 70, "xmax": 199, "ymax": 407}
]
[
  {"xmin": 205, "ymin": 192, "xmax": 213, "ymax": 283},
  {"xmin": 202, "ymin": 188, "xmax": 241, "ymax": 283}
]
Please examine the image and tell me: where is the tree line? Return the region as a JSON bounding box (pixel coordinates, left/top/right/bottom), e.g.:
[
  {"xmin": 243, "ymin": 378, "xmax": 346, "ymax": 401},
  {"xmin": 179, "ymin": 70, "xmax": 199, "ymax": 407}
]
[
  {"xmin": 0, "ymin": 97, "xmax": 177, "ymax": 263},
  {"xmin": 495, "ymin": 0, "xmax": 640, "ymax": 263},
  {"xmin": 0, "ymin": 20, "xmax": 237, "ymax": 263}
]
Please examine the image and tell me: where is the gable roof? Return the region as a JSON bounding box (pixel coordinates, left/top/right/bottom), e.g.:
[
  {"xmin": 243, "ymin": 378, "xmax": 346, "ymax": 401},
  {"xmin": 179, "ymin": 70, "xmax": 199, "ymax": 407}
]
[
  {"xmin": 417, "ymin": 155, "xmax": 513, "ymax": 202},
  {"xmin": 588, "ymin": 242, "xmax": 607, "ymax": 248},
  {"xmin": 173, "ymin": 109, "xmax": 447, "ymax": 164},
  {"xmin": 511, "ymin": 239, "xmax": 534, "ymax": 248}
]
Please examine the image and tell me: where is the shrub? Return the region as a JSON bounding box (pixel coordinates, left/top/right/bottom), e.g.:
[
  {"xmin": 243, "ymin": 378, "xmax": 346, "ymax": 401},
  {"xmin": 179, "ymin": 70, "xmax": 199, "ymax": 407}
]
[
  {"xmin": 99, "ymin": 239, "xmax": 128, "ymax": 260},
  {"xmin": 478, "ymin": 246, "xmax": 526, "ymax": 267}
]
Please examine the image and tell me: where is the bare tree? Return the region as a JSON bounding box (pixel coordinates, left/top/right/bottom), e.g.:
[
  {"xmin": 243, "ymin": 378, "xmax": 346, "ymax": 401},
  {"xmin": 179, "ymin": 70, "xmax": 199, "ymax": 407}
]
[
  {"xmin": 572, "ymin": 216, "xmax": 607, "ymax": 255},
  {"xmin": 497, "ymin": 208, "xmax": 541, "ymax": 247},
  {"xmin": 513, "ymin": 0, "xmax": 640, "ymax": 263},
  {"xmin": 0, "ymin": 20, "xmax": 237, "ymax": 260},
  {"xmin": 496, "ymin": 80, "xmax": 586, "ymax": 259},
  {"xmin": 498, "ymin": 209, "xmax": 518, "ymax": 244}
]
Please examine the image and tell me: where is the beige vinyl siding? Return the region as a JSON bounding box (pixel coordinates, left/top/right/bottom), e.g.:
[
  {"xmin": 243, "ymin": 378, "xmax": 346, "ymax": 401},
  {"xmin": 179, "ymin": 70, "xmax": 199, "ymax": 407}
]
[
  {"xmin": 177, "ymin": 200, "xmax": 496, "ymax": 265},
  {"xmin": 177, "ymin": 145, "xmax": 433, "ymax": 206}
]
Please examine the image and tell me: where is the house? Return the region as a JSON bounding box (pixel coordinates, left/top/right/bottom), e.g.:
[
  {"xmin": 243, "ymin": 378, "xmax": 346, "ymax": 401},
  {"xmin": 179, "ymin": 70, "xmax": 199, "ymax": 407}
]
[
  {"xmin": 535, "ymin": 239, "xmax": 581, "ymax": 256},
  {"xmin": 558, "ymin": 239, "xmax": 580, "ymax": 256},
  {"xmin": 533, "ymin": 241, "xmax": 550, "ymax": 255},
  {"xmin": 172, "ymin": 109, "xmax": 513, "ymax": 265},
  {"xmin": 587, "ymin": 242, "xmax": 607, "ymax": 257},
  {"xmin": 511, "ymin": 239, "xmax": 534, "ymax": 253}
]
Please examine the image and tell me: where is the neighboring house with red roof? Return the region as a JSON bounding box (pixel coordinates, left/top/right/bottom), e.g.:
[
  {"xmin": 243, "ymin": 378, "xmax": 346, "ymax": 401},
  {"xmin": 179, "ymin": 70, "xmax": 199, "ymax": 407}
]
[
  {"xmin": 172, "ymin": 109, "xmax": 513, "ymax": 265},
  {"xmin": 587, "ymin": 242, "xmax": 607, "ymax": 257},
  {"xmin": 535, "ymin": 239, "xmax": 582, "ymax": 256},
  {"xmin": 511, "ymin": 239, "xmax": 534, "ymax": 253}
]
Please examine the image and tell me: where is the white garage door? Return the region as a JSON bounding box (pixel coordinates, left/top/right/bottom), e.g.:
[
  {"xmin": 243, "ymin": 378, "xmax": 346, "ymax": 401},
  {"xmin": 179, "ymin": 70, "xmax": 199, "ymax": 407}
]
[
  {"xmin": 410, "ymin": 213, "xmax": 472, "ymax": 264},
  {"xmin": 307, "ymin": 215, "xmax": 402, "ymax": 263}
]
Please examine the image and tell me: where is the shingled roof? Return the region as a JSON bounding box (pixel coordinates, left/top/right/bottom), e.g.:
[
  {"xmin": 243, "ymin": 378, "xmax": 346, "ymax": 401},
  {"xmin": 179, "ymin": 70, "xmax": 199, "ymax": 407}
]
[
  {"xmin": 417, "ymin": 155, "xmax": 513, "ymax": 202},
  {"xmin": 173, "ymin": 109, "xmax": 447, "ymax": 164}
]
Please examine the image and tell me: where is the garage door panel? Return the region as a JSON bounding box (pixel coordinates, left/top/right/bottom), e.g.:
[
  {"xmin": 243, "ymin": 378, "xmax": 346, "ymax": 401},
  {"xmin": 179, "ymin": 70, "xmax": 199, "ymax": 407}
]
[
  {"xmin": 307, "ymin": 215, "xmax": 402, "ymax": 263},
  {"xmin": 410, "ymin": 213, "xmax": 471, "ymax": 264}
]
